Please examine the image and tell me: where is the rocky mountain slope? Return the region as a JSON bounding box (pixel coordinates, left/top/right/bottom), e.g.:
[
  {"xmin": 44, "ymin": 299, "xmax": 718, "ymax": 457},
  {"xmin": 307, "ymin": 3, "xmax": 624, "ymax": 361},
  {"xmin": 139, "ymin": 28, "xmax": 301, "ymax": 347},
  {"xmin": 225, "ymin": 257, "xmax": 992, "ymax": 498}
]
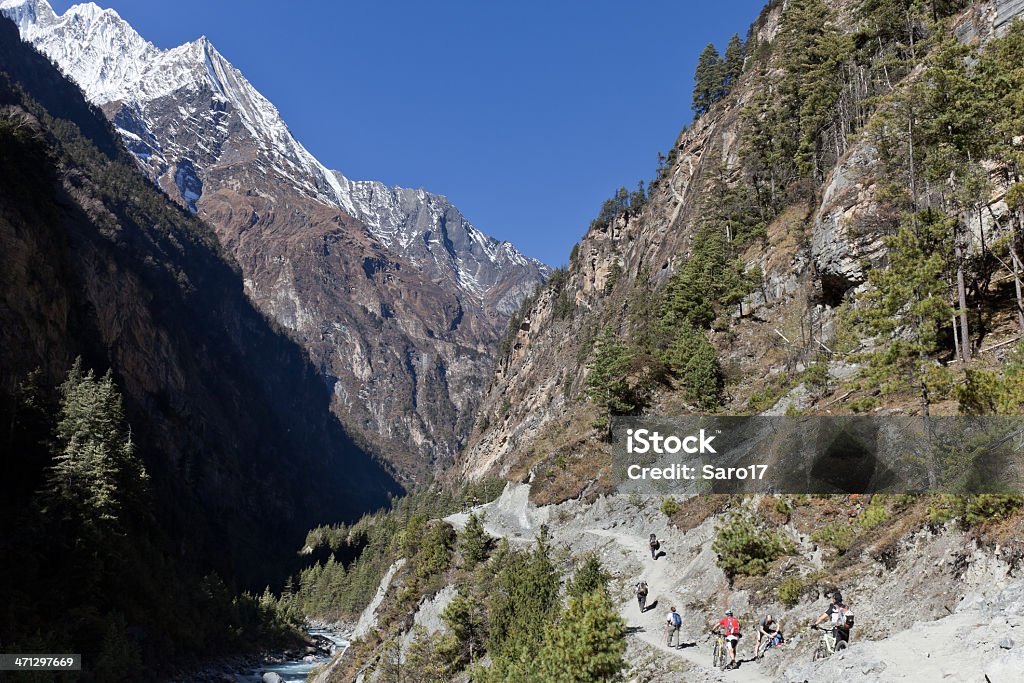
[
  {"xmin": 2, "ymin": 0, "xmax": 548, "ymax": 479},
  {"xmin": 0, "ymin": 14, "xmax": 398, "ymax": 587},
  {"xmin": 457, "ymin": 0, "xmax": 1024, "ymax": 492}
]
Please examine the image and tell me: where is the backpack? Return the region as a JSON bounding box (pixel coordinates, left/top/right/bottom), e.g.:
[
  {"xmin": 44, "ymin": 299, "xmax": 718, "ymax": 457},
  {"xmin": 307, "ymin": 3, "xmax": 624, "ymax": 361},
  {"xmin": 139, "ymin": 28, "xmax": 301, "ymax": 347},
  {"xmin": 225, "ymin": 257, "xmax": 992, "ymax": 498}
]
[
  {"xmin": 723, "ymin": 617, "xmax": 739, "ymax": 636},
  {"xmin": 832, "ymin": 604, "xmax": 854, "ymax": 630},
  {"xmin": 637, "ymin": 582, "xmax": 648, "ymax": 596},
  {"xmin": 672, "ymin": 611, "xmax": 682, "ymax": 627}
]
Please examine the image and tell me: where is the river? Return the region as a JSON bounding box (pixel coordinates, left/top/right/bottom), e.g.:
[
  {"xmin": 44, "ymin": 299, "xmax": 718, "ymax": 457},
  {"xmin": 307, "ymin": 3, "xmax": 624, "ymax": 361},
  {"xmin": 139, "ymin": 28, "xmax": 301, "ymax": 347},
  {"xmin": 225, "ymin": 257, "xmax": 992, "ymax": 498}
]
[{"xmin": 231, "ymin": 628, "xmax": 349, "ymax": 682}]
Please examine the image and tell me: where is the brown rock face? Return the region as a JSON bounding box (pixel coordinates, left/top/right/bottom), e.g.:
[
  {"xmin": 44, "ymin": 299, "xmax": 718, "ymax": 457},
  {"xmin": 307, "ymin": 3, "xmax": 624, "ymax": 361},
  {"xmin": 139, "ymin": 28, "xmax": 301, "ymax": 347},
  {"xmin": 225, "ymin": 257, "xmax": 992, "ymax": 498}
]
[{"xmin": 7, "ymin": 0, "xmax": 547, "ymax": 481}]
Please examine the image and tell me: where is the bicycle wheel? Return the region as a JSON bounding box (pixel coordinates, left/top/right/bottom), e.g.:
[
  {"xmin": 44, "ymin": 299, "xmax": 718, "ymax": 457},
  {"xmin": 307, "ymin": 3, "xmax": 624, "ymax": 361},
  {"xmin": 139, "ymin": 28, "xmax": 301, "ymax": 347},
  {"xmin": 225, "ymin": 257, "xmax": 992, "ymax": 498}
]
[
  {"xmin": 836, "ymin": 640, "xmax": 847, "ymax": 653},
  {"xmin": 812, "ymin": 638, "xmax": 827, "ymax": 661},
  {"xmin": 713, "ymin": 639, "xmax": 724, "ymax": 668}
]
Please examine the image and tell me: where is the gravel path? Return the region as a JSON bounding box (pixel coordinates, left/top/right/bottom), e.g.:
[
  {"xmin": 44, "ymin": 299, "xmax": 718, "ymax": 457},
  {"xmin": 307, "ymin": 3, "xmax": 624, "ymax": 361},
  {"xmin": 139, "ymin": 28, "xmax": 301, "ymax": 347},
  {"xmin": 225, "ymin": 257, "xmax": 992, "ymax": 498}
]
[{"xmin": 586, "ymin": 528, "xmax": 775, "ymax": 683}]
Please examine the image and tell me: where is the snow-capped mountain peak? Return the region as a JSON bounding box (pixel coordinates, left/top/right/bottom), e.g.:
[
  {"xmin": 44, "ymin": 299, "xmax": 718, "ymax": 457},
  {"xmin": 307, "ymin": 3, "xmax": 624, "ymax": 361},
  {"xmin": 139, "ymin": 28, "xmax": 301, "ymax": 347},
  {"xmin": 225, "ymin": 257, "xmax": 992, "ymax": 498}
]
[{"xmin": 3, "ymin": 0, "xmax": 546, "ymax": 309}]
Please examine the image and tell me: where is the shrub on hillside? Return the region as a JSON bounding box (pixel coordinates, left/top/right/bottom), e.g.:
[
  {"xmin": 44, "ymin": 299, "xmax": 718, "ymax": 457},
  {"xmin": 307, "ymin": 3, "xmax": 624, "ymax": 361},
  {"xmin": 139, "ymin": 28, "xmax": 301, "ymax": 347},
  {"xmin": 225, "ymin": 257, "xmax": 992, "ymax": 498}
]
[
  {"xmin": 777, "ymin": 576, "xmax": 805, "ymax": 607},
  {"xmin": 927, "ymin": 494, "xmax": 1024, "ymax": 527},
  {"xmin": 712, "ymin": 512, "xmax": 794, "ymax": 579},
  {"xmin": 661, "ymin": 497, "xmax": 681, "ymax": 517},
  {"xmin": 965, "ymin": 495, "xmax": 1024, "ymax": 526},
  {"xmin": 811, "ymin": 522, "xmax": 857, "ymax": 554}
]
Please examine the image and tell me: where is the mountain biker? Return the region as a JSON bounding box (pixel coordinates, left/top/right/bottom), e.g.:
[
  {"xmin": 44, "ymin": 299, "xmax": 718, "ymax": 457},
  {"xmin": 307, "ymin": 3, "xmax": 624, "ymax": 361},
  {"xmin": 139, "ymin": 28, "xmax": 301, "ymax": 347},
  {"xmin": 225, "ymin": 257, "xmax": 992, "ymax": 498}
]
[
  {"xmin": 649, "ymin": 533, "xmax": 661, "ymax": 560},
  {"xmin": 636, "ymin": 581, "xmax": 649, "ymax": 612},
  {"xmin": 712, "ymin": 609, "xmax": 741, "ymax": 669},
  {"xmin": 813, "ymin": 591, "xmax": 853, "ymax": 648},
  {"xmin": 666, "ymin": 606, "xmax": 682, "ymax": 647},
  {"xmin": 756, "ymin": 613, "xmax": 781, "ymax": 656}
]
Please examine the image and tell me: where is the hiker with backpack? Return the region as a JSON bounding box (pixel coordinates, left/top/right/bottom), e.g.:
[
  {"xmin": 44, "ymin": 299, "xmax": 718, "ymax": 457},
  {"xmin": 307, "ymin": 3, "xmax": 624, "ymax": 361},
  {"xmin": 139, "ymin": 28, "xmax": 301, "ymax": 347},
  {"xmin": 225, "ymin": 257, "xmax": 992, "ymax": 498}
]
[
  {"xmin": 649, "ymin": 533, "xmax": 661, "ymax": 560},
  {"xmin": 813, "ymin": 591, "xmax": 854, "ymax": 647},
  {"xmin": 636, "ymin": 581, "xmax": 649, "ymax": 612},
  {"xmin": 712, "ymin": 609, "xmax": 742, "ymax": 669},
  {"xmin": 666, "ymin": 606, "xmax": 682, "ymax": 647}
]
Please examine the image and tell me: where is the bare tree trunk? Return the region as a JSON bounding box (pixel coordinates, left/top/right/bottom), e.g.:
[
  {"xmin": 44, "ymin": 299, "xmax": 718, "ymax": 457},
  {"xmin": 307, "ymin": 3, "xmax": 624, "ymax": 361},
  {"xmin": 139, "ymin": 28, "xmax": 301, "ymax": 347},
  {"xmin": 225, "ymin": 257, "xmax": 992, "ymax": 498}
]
[
  {"xmin": 908, "ymin": 107, "xmax": 917, "ymax": 210},
  {"xmin": 1014, "ymin": 236, "xmax": 1024, "ymax": 334},
  {"xmin": 911, "ymin": 336, "xmax": 938, "ymax": 488},
  {"xmin": 952, "ymin": 312, "xmax": 961, "ymax": 361},
  {"xmin": 954, "ymin": 218, "xmax": 971, "ymax": 362},
  {"xmin": 946, "ymin": 187, "xmax": 970, "ymax": 362}
]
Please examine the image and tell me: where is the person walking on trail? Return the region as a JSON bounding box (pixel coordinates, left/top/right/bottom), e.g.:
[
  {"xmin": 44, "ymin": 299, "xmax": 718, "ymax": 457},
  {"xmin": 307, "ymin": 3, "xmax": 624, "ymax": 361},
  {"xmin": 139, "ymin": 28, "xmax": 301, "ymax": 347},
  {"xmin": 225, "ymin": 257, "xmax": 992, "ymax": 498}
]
[
  {"xmin": 713, "ymin": 609, "xmax": 742, "ymax": 669},
  {"xmin": 666, "ymin": 606, "xmax": 682, "ymax": 647},
  {"xmin": 636, "ymin": 581, "xmax": 649, "ymax": 612},
  {"xmin": 649, "ymin": 533, "xmax": 661, "ymax": 560},
  {"xmin": 814, "ymin": 591, "xmax": 854, "ymax": 647}
]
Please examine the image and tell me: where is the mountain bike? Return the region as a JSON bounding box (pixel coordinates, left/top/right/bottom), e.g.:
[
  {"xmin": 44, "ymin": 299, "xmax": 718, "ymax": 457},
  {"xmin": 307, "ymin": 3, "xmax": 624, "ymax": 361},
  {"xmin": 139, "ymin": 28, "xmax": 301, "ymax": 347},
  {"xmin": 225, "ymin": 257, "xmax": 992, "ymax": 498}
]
[
  {"xmin": 755, "ymin": 631, "xmax": 781, "ymax": 661},
  {"xmin": 811, "ymin": 625, "xmax": 847, "ymax": 661},
  {"xmin": 710, "ymin": 631, "xmax": 727, "ymax": 669}
]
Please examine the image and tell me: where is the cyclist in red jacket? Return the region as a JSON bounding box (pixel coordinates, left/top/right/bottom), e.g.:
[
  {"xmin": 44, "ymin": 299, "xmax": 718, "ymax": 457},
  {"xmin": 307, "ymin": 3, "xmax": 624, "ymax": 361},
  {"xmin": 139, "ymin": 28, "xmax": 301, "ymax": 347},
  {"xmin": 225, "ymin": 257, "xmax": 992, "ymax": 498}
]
[{"xmin": 713, "ymin": 609, "xmax": 742, "ymax": 670}]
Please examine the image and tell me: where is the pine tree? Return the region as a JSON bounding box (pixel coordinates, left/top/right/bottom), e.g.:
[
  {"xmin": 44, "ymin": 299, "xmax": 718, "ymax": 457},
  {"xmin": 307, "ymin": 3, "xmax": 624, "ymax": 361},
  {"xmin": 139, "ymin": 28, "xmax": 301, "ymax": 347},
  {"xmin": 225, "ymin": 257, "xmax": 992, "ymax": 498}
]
[
  {"xmin": 975, "ymin": 21, "xmax": 1024, "ymax": 333},
  {"xmin": 660, "ymin": 325, "xmax": 723, "ymax": 409},
  {"xmin": 959, "ymin": 342, "xmax": 1024, "ymax": 415},
  {"xmin": 459, "ymin": 512, "xmax": 491, "ymax": 568},
  {"xmin": 488, "ymin": 537, "xmax": 561, "ymax": 657},
  {"xmin": 712, "ymin": 513, "xmax": 793, "ymax": 579},
  {"xmin": 692, "ymin": 43, "xmax": 725, "ymax": 117},
  {"xmin": 44, "ymin": 360, "xmax": 148, "ymax": 529},
  {"xmin": 722, "ymin": 33, "xmax": 745, "ymax": 93},
  {"xmin": 402, "ymin": 627, "xmax": 461, "ymax": 683},
  {"xmin": 627, "ymin": 266, "xmax": 666, "ymax": 364},
  {"xmin": 536, "ymin": 591, "xmax": 627, "ymax": 683},
  {"xmin": 658, "ymin": 225, "xmax": 748, "ymax": 331},
  {"xmin": 584, "ymin": 327, "xmax": 641, "ymax": 429},
  {"xmin": 860, "ymin": 210, "xmax": 955, "ymax": 416},
  {"xmin": 566, "ymin": 554, "xmax": 611, "ymax": 600},
  {"xmin": 442, "ymin": 592, "xmax": 488, "ymax": 667}
]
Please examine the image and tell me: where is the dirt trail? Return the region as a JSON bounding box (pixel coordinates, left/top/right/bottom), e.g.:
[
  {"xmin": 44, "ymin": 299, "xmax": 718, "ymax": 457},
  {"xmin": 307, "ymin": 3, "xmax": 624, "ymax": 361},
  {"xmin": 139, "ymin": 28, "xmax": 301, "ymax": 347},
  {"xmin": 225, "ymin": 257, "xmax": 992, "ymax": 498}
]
[
  {"xmin": 448, "ymin": 486, "xmax": 773, "ymax": 681},
  {"xmin": 446, "ymin": 485, "xmax": 1024, "ymax": 682},
  {"xmin": 585, "ymin": 528, "xmax": 774, "ymax": 683}
]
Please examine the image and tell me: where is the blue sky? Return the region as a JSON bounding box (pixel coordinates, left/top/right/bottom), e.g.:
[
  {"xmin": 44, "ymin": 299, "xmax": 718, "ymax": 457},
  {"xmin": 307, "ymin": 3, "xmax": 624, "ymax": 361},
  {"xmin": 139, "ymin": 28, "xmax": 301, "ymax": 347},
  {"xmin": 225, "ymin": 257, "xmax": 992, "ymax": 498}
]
[{"xmin": 52, "ymin": 0, "xmax": 766, "ymax": 266}]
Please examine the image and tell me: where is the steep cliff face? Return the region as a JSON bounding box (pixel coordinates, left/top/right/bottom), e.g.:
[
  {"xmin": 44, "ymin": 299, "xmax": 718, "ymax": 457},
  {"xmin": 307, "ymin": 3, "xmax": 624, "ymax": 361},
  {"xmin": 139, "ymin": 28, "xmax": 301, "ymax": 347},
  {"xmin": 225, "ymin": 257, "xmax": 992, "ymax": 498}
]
[
  {"xmin": 0, "ymin": 16, "xmax": 399, "ymax": 586},
  {"xmin": 3, "ymin": 0, "xmax": 548, "ymax": 479},
  {"xmin": 459, "ymin": 0, "xmax": 1024, "ymax": 492}
]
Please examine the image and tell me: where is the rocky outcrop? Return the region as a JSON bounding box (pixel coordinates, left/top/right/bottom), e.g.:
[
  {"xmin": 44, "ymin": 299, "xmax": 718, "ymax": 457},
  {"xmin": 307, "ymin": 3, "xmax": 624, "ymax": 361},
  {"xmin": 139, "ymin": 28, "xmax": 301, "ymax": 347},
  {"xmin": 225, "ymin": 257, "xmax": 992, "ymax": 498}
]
[
  {"xmin": 351, "ymin": 559, "xmax": 407, "ymax": 641},
  {"xmin": 810, "ymin": 144, "xmax": 888, "ymax": 305},
  {"xmin": 4, "ymin": 0, "xmax": 548, "ymax": 479}
]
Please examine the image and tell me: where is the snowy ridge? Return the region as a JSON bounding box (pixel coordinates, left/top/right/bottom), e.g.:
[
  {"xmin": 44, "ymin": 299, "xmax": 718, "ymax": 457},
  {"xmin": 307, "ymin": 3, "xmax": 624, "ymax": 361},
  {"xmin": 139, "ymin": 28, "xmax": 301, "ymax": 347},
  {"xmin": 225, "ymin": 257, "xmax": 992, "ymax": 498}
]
[
  {"xmin": 332, "ymin": 172, "xmax": 546, "ymax": 293},
  {"xmin": 2, "ymin": 0, "xmax": 546, "ymax": 298}
]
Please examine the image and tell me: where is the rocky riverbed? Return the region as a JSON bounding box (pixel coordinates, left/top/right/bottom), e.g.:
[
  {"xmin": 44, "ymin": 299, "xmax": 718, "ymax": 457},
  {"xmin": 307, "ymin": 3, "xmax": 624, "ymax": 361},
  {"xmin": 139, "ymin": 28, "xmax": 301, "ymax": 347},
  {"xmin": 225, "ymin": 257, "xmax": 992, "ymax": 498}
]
[{"xmin": 182, "ymin": 627, "xmax": 348, "ymax": 683}]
